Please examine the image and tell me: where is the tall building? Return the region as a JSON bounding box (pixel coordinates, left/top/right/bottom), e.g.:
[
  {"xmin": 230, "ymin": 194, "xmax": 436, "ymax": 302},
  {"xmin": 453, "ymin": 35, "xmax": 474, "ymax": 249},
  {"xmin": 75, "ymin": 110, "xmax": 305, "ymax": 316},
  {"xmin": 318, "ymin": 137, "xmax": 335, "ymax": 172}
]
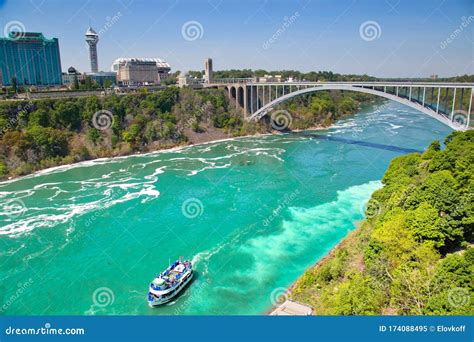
[
  {"xmin": 111, "ymin": 58, "xmax": 171, "ymax": 85},
  {"xmin": 85, "ymin": 27, "xmax": 99, "ymax": 73},
  {"xmin": 204, "ymin": 58, "xmax": 213, "ymax": 83},
  {"xmin": 0, "ymin": 32, "xmax": 62, "ymax": 86}
]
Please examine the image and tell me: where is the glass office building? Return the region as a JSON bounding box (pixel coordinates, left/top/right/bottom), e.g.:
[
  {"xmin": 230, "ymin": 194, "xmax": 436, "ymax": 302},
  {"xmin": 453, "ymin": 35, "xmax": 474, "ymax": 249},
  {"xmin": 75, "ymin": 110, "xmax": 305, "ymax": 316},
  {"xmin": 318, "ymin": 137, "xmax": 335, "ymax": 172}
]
[{"xmin": 0, "ymin": 32, "xmax": 62, "ymax": 86}]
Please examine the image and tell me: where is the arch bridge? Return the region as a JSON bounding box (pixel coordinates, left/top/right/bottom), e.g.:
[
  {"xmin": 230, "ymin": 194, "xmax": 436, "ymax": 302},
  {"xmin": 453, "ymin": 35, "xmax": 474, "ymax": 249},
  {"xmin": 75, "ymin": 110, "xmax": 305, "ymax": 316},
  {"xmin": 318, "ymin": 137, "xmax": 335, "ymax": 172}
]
[{"xmin": 210, "ymin": 81, "xmax": 474, "ymax": 131}]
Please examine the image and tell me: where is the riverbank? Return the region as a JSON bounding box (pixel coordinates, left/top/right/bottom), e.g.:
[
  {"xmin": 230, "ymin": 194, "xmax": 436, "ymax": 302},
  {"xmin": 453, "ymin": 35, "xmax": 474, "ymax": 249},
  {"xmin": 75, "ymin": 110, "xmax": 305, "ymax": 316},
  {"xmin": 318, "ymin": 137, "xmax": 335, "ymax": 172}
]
[
  {"xmin": 0, "ymin": 120, "xmax": 334, "ymax": 183},
  {"xmin": 0, "ymin": 128, "xmax": 270, "ymax": 184},
  {"xmin": 282, "ymin": 130, "xmax": 474, "ymax": 315},
  {"xmin": 0, "ymin": 118, "xmax": 332, "ymax": 183},
  {"xmin": 0, "ymin": 100, "xmax": 456, "ymax": 315},
  {"xmin": 0, "ymin": 87, "xmax": 378, "ymax": 180},
  {"xmin": 266, "ymin": 222, "xmax": 363, "ymax": 315}
]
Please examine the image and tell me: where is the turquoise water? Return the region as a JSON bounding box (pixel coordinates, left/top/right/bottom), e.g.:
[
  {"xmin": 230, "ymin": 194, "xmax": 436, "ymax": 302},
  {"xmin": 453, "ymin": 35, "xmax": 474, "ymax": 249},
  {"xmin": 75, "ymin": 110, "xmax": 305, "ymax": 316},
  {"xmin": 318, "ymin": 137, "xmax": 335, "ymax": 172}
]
[{"xmin": 0, "ymin": 101, "xmax": 452, "ymax": 315}]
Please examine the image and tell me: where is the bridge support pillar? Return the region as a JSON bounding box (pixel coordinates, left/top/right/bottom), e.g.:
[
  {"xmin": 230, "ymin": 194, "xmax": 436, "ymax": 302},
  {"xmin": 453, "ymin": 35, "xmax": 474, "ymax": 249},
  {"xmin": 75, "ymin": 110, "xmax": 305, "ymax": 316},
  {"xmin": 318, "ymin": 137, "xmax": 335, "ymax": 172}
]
[
  {"xmin": 216, "ymin": 80, "xmax": 471, "ymax": 131},
  {"xmin": 450, "ymin": 88, "xmax": 457, "ymax": 120},
  {"xmin": 436, "ymin": 87, "xmax": 441, "ymax": 113},
  {"xmin": 243, "ymin": 85, "xmax": 248, "ymax": 117},
  {"xmin": 468, "ymin": 88, "xmax": 473, "ymax": 127}
]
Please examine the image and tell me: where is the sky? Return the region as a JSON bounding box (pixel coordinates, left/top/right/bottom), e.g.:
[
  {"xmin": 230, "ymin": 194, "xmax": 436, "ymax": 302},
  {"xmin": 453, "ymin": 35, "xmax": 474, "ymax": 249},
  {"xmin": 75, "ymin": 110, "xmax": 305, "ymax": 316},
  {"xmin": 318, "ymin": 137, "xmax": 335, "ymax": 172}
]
[{"xmin": 0, "ymin": 0, "xmax": 472, "ymax": 78}]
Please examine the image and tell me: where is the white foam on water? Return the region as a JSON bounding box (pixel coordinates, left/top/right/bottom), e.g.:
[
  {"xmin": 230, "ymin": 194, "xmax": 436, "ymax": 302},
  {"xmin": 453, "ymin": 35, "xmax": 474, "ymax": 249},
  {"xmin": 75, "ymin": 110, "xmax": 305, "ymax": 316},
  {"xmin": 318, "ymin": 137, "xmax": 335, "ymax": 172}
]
[
  {"xmin": 0, "ymin": 134, "xmax": 274, "ymax": 186},
  {"xmin": 330, "ymin": 121, "xmax": 357, "ymax": 129},
  {"xmin": 144, "ymin": 166, "xmax": 167, "ymax": 180},
  {"xmin": 187, "ymin": 163, "xmax": 232, "ymax": 176},
  {"xmin": 191, "ymin": 227, "xmax": 251, "ymax": 276},
  {"xmin": 0, "ymin": 177, "xmax": 162, "ymax": 236},
  {"xmin": 238, "ymin": 180, "xmax": 383, "ymax": 282}
]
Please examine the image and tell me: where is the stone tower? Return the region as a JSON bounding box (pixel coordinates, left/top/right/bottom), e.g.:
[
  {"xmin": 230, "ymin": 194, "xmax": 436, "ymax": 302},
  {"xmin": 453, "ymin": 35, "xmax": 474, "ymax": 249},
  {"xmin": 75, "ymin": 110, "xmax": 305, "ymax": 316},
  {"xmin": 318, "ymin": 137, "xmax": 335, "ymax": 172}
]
[
  {"xmin": 85, "ymin": 27, "xmax": 99, "ymax": 73},
  {"xmin": 204, "ymin": 58, "xmax": 213, "ymax": 84}
]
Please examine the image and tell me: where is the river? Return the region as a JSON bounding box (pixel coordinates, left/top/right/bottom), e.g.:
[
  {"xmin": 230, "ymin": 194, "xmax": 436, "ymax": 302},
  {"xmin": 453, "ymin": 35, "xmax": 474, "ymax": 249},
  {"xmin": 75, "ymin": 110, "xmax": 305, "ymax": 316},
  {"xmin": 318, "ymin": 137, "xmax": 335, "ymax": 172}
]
[{"xmin": 0, "ymin": 101, "xmax": 452, "ymax": 315}]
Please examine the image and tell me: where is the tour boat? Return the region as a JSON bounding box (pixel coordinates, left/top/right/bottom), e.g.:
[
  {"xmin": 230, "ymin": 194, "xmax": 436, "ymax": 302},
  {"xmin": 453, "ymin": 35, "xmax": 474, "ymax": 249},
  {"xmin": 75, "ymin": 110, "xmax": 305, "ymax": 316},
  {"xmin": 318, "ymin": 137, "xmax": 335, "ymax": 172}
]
[{"xmin": 147, "ymin": 259, "xmax": 193, "ymax": 306}]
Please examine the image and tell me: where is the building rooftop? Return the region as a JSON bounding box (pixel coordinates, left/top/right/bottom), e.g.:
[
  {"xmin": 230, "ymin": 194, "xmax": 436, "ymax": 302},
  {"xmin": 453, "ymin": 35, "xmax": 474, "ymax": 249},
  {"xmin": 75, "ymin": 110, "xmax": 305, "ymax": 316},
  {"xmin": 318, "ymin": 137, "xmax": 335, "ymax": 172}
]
[
  {"xmin": 85, "ymin": 71, "xmax": 117, "ymax": 76},
  {"xmin": 0, "ymin": 32, "xmax": 58, "ymax": 43},
  {"xmin": 111, "ymin": 57, "xmax": 170, "ymax": 69},
  {"xmin": 85, "ymin": 26, "xmax": 98, "ymax": 36}
]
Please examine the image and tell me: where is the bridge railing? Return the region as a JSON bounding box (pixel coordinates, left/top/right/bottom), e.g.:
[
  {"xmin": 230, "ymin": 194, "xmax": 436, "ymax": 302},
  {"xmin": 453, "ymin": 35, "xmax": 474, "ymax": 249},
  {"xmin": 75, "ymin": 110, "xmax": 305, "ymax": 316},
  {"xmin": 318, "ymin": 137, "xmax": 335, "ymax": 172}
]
[
  {"xmin": 246, "ymin": 81, "xmax": 474, "ymax": 88},
  {"xmin": 238, "ymin": 82, "xmax": 473, "ymax": 131},
  {"xmin": 211, "ymin": 78, "xmax": 255, "ymax": 84},
  {"xmin": 210, "ymin": 78, "xmax": 474, "ymax": 88}
]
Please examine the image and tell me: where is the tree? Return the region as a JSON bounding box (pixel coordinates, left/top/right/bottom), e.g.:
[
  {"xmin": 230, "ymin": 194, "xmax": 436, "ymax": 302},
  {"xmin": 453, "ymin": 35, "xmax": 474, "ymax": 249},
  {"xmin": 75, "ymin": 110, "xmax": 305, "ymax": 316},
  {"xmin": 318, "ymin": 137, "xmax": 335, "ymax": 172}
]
[
  {"xmin": 28, "ymin": 109, "xmax": 49, "ymax": 127},
  {"xmin": 104, "ymin": 79, "xmax": 113, "ymax": 89},
  {"xmin": 11, "ymin": 77, "xmax": 17, "ymax": 93},
  {"xmin": 73, "ymin": 74, "xmax": 79, "ymax": 90},
  {"xmin": 0, "ymin": 161, "xmax": 7, "ymax": 176},
  {"xmin": 26, "ymin": 125, "xmax": 70, "ymax": 158},
  {"xmin": 52, "ymin": 101, "xmax": 81, "ymax": 130},
  {"xmin": 323, "ymin": 273, "xmax": 383, "ymax": 315},
  {"xmin": 290, "ymin": 130, "xmax": 474, "ymax": 316},
  {"xmin": 84, "ymin": 76, "xmax": 93, "ymax": 90},
  {"xmin": 87, "ymin": 128, "xmax": 101, "ymax": 144},
  {"xmin": 406, "ymin": 202, "xmax": 444, "ymax": 247},
  {"xmin": 122, "ymin": 124, "xmax": 141, "ymax": 144}
]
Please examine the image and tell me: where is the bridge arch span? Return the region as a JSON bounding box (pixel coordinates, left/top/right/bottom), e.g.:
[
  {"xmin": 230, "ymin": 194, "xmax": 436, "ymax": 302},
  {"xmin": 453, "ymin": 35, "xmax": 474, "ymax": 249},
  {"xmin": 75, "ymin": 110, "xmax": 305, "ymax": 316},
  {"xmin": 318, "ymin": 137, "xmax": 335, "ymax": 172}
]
[{"xmin": 247, "ymin": 84, "xmax": 470, "ymax": 131}]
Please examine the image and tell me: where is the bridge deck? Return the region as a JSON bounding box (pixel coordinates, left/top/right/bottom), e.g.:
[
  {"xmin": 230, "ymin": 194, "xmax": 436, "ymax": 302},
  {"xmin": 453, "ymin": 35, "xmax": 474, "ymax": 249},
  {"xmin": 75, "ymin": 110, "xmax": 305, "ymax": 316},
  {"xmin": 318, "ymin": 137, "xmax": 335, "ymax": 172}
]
[{"xmin": 209, "ymin": 80, "xmax": 473, "ymax": 131}]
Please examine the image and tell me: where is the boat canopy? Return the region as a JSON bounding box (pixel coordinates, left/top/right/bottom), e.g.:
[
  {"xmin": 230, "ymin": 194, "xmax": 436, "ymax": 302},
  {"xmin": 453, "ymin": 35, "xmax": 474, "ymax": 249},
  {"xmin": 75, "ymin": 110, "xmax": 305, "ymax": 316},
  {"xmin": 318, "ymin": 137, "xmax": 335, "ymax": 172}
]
[
  {"xmin": 153, "ymin": 278, "xmax": 165, "ymax": 286},
  {"xmin": 175, "ymin": 264, "xmax": 185, "ymax": 273}
]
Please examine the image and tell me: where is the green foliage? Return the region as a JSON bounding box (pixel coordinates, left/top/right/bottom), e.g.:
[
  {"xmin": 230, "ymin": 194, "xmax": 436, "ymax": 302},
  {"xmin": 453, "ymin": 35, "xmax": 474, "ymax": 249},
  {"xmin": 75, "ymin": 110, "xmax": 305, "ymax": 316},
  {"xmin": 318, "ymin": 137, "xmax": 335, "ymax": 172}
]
[
  {"xmin": 87, "ymin": 128, "xmax": 101, "ymax": 144},
  {"xmin": 280, "ymin": 90, "xmax": 376, "ymax": 129},
  {"xmin": 406, "ymin": 202, "xmax": 444, "ymax": 247},
  {"xmin": 0, "ymin": 161, "xmax": 7, "ymax": 176},
  {"xmin": 11, "ymin": 77, "xmax": 17, "ymax": 93},
  {"xmin": 52, "ymin": 102, "xmax": 81, "ymax": 130},
  {"xmin": 28, "ymin": 109, "xmax": 49, "ymax": 127},
  {"xmin": 292, "ymin": 131, "xmax": 474, "ymax": 315},
  {"xmin": 122, "ymin": 124, "xmax": 141, "ymax": 144},
  {"xmin": 424, "ymin": 252, "xmax": 474, "ymax": 314},
  {"xmin": 73, "ymin": 75, "xmax": 80, "ymax": 90},
  {"xmin": 208, "ymin": 69, "xmax": 377, "ymax": 82},
  {"xmin": 382, "ymin": 153, "xmax": 421, "ymax": 187},
  {"xmin": 26, "ymin": 125, "xmax": 70, "ymax": 158},
  {"xmin": 322, "ymin": 273, "xmax": 384, "ymax": 315}
]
